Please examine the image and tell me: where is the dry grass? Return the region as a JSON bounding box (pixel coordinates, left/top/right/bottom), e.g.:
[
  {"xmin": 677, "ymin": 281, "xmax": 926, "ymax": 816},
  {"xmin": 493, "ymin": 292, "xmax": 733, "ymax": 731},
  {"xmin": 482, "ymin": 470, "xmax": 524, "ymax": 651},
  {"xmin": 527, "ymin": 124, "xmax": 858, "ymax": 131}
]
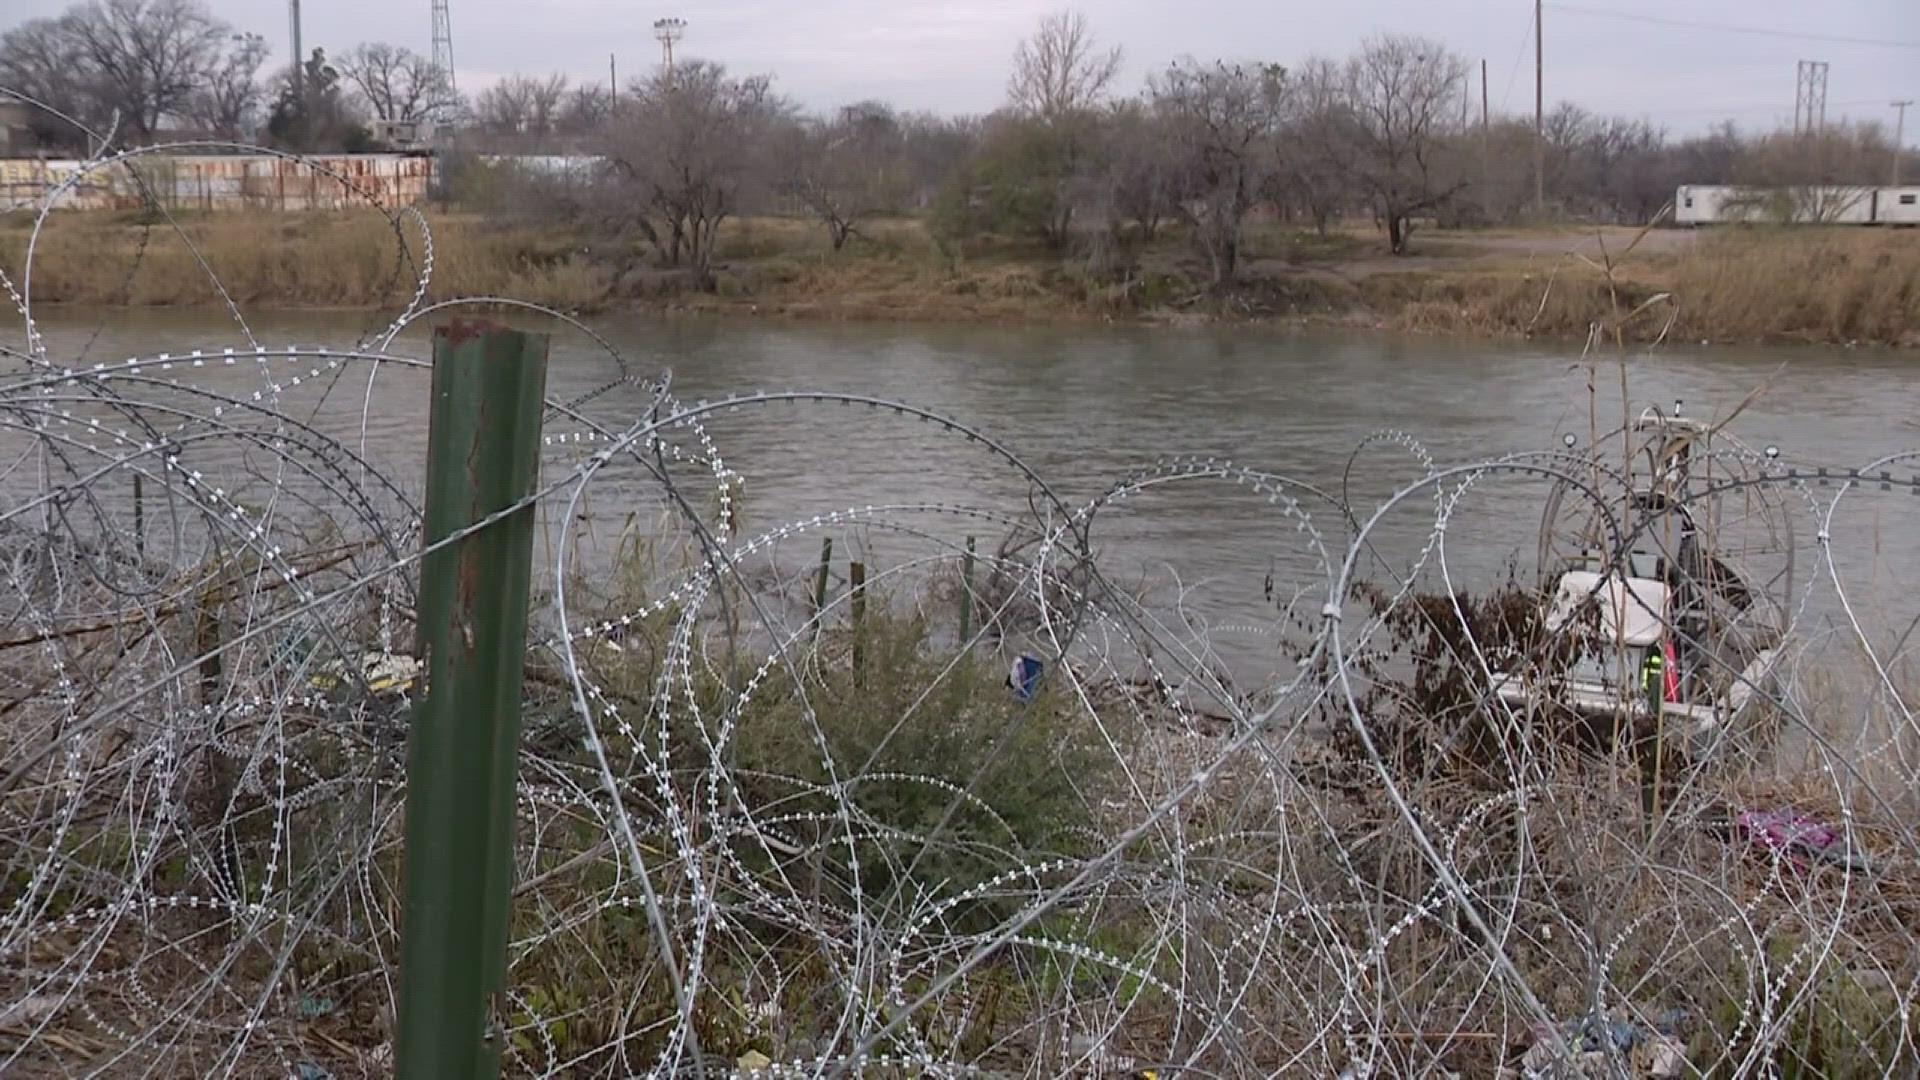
[
  {"xmin": 0, "ymin": 210, "xmax": 617, "ymax": 308},
  {"xmin": 1378, "ymin": 227, "xmax": 1919, "ymax": 345},
  {"xmin": 5, "ymin": 208, "xmax": 1916, "ymax": 345}
]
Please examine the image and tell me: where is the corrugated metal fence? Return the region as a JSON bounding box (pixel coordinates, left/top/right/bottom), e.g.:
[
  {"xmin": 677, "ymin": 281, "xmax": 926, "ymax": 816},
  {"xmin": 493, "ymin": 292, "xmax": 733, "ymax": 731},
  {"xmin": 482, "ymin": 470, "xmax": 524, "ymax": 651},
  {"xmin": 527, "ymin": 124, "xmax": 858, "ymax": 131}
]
[{"xmin": 1, "ymin": 154, "xmax": 435, "ymax": 211}]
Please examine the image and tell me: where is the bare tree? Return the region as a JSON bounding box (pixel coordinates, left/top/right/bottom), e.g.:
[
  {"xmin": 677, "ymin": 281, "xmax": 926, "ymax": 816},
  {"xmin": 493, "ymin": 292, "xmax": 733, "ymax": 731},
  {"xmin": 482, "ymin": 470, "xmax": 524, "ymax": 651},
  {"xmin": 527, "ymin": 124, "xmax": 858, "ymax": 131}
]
[
  {"xmin": 1008, "ymin": 11, "xmax": 1122, "ymax": 122},
  {"xmin": 899, "ymin": 112, "xmax": 982, "ymax": 209},
  {"xmin": 1275, "ymin": 57, "xmax": 1352, "ymax": 234},
  {"xmin": 1673, "ymin": 122, "xmax": 1742, "ymax": 187},
  {"xmin": 787, "ymin": 102, "xmax": 910, "ymax": 250},
  {"xmin": 1002, "ymin": 10, "xmax": 1121, "ymax": 248},
  {"xmin": 1730, "ymin": 122, "xmax": 1895, "ymax": 222},
  {"xmin": 1332, "ymin": 35, "xmax": 1468, "ymax": 253},
  {"xmin": 605, "ymin": 61, "xmax": 792, "ymax": 284},
  {"xmin": 1540, "ymin": 102, "xmax": 1606, "ymax": 210},
  {"xmin": 0, "ymin": 17, "xmax": 104, "ymax": 146},
  {"xmin": 471, "ymin": 73, "xmax": 571, "ymax": 146},
  {"xmin": 1098, "ymin": 99, "xmax": 1177, "ymax": 240},
  {"xmin": 1148, "ymin": 60, "xmax": 1289, "ymax": 285},
  {"xmin": 1536, "ymin": 105, "xmax": 1672, "ymax": 222},
  {"xmin": 558, "ymin": 83, "xmax": 611, "ymax": 136},
  {"xmin": 184, "ymin": 31, "xmax": 266, "ymax": 139},
  {"xmin": 62, "ymin": 0, "xmax": 229, "ymax": 142},
  {"xmin": 337, "ymin": 42, "xmax": 446, "ymax": 122}
]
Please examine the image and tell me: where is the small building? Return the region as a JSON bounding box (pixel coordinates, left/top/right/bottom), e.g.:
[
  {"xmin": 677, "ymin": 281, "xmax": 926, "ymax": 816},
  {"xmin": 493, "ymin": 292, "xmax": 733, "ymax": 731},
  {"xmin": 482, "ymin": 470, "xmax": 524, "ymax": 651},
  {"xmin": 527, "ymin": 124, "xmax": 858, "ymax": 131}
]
[{"xmin": 369, "ymin": 118, "xmax": 426, "ymax": 152}]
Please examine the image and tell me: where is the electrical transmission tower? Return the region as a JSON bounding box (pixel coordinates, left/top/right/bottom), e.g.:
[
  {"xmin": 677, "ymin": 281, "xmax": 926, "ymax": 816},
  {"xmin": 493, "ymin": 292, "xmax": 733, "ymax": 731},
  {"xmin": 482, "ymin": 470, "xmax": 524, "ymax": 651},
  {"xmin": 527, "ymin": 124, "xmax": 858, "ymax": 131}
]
[
  {"xmin": 653, "ymin": 18, "xmax": 686, "ymax": 81},
  {"xmin": 431, "ymin": 0, "xmax": 457, "ymax": 120},
  {"xmin": 1794, "ymin": 60, "xmax": 1828, "ymax": 136}
]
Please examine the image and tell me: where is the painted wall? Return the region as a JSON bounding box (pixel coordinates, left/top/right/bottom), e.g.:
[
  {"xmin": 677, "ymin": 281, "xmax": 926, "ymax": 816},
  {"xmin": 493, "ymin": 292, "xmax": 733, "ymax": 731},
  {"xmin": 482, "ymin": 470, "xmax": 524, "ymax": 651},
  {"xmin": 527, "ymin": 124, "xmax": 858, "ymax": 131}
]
[{"xmin": 1, "ymin": 154, "xmax": 435, "ymax": 211}]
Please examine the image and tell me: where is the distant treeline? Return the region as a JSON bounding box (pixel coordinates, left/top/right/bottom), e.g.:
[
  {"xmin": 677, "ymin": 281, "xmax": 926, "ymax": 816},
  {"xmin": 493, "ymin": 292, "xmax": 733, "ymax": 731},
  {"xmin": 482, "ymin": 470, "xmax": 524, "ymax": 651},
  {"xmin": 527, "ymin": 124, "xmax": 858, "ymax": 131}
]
[{"xmin": 4, "ymin": 3, "xmax": 1907, "ymax": 280}]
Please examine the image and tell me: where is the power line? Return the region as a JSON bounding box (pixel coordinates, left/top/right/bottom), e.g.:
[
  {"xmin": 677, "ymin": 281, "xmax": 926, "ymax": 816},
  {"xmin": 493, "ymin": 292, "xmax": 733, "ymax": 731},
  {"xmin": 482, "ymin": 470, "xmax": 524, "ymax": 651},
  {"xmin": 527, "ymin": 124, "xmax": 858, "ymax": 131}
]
[
  {"xmin": 1545, "ymin": 3, "xmax": 1920, "ymax": 50},
  {"xmin": 1499, "ymin": 4, "xmax": 1531, "ymax": 117}
]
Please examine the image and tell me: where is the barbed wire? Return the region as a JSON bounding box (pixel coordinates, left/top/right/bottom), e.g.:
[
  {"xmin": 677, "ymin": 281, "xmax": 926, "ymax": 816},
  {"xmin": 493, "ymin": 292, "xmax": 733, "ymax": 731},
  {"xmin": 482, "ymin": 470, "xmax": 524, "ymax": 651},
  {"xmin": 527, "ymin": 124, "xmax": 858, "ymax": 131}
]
[{"xmin": 1, "ymin": 136, "xmax": 1916, "ymax": 1079}]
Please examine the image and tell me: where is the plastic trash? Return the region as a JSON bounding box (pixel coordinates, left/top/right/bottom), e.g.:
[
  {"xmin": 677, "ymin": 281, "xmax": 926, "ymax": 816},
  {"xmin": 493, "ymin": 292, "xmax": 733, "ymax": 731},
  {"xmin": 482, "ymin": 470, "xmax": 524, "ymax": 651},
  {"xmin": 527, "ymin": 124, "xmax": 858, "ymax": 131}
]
[
  {"xmin": 1008, "ymin": 654, "xmax": 1043, "ymax": 702},
  {"xmin": 1642, "ymin": 1034, "xmax": 1687, "ymax": 1077},
  {"xmin": 1519, "ymin": 1011, "xmax": 1690, "ymax": 1078},
  {"xmin": 1736, "ymin": 808, "xmax": 1870, "ymax": 872}
]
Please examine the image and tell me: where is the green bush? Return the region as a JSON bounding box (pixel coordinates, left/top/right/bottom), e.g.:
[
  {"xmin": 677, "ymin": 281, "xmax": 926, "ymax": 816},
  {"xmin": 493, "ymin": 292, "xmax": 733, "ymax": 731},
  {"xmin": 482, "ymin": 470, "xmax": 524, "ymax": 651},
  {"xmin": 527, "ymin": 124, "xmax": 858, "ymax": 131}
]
[
  {"xmin": 931, "ymin": 117, "xmax": 1084, "ymax": 249},
  {"xmin": 719, "ymin": 614, "xmax": 1120, "ymax": 921}
]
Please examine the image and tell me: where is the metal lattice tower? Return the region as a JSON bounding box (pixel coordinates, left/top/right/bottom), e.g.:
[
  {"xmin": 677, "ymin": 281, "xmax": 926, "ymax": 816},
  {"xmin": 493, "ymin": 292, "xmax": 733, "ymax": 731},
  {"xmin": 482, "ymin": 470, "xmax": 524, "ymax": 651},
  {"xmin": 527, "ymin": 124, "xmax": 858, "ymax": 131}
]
[
  {"xmin": 1794, "ymin": 60, "xmax": 1828, "ymax": 136},
  {"xmin": 430, "ymin": 0, "xmax": 456, "ymax": 119}
]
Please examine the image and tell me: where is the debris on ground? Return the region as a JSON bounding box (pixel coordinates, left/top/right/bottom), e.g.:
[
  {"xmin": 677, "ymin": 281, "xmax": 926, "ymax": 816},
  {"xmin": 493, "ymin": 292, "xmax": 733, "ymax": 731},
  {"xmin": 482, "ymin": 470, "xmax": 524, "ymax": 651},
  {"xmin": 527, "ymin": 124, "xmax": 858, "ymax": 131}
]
[
  {"xmin": 1734, "ymin": 807, "xmax": 1871, "ymax": 872},
  {"xmin": 1517, "ymin": 1011, "xmax": 1689, "ymax": 1078}
]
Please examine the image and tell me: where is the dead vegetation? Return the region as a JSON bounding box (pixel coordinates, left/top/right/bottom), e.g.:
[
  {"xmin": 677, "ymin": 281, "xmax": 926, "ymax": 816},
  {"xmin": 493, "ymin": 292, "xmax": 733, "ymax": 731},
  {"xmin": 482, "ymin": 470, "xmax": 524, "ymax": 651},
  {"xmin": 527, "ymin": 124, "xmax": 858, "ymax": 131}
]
[{"xmin": 6, "ymin": 209, "xmax": 1914, "ymax": 346}]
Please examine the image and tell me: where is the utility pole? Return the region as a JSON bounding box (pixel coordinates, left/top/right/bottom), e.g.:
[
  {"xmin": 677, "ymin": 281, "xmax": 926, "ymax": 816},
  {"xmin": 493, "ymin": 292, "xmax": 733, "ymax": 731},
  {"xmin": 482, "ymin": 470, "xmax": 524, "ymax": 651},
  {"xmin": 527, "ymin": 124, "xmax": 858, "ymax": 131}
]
[
  {"xmin": 1894, "ymin": 100, "xmax": 1914, "ymax": 186},
  {"xmin": 1534, "ymin": 0, "xmax": 1545, "ymax": 214},
  {"xmin": 288, "ymin": 0, "xmax": 302, "ymax": 96},
  {"xmin": 1481, "ymin": 58, "xmax": 1491, "ymax": 197},
  {"xmin": 653, "ymin": 17, "xmax": 686, "ymax": 83},
  {"xmin": 1481, "ymin": 58, "xmax": 1489, "ymax": 130},
  {"xmin": 610, "ymin": 53, "xmax": 617, "ymax": 111}
]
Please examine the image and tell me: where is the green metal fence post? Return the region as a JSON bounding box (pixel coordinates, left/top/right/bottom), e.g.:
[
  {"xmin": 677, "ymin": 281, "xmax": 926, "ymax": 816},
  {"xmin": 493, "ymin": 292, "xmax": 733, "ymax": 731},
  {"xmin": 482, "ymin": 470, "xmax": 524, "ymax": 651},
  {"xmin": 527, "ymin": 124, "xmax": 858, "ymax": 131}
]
[
  {"xmin": 397, "ymin": 320, "xmax": 549, "ymax": 1080},
  {"xmin": 812, "ymin": 537, "xmax": 833, "ymax": 636}
]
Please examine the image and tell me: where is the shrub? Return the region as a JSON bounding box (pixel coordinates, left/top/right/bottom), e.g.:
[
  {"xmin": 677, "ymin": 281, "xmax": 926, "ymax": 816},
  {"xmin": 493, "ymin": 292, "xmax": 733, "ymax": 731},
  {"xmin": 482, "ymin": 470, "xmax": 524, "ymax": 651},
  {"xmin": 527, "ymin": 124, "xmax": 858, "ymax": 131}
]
[{"xmin": 717, "ymin": 613, "xmax": 1120, "ymax": 920}]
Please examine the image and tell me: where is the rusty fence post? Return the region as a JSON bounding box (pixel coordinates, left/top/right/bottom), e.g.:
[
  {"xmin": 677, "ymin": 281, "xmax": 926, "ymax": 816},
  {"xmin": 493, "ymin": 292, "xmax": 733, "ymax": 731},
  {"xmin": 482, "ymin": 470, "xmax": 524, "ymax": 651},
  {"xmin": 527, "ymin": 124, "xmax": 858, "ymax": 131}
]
[{"xmin": 396, "ymin": 321, "xmax": 548, "ymax": 1080}]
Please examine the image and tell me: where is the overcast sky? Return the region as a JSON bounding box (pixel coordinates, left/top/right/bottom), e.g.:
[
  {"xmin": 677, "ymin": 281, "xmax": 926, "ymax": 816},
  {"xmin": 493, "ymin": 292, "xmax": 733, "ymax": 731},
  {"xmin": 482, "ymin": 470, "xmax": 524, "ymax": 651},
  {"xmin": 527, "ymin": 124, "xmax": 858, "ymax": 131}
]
[{"xmin": 8, "ymin": 0, "xmax": 1918, "ymax": 136}]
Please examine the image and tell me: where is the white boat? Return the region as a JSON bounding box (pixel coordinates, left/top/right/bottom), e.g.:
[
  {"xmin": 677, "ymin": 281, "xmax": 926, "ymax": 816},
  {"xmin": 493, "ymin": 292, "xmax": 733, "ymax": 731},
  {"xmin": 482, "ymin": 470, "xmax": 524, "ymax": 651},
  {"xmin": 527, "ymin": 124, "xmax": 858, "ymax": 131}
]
[
  {"xmin": 1488, "ymin": 561, "xmax": 1780, "ymax": 754},
  {"xmin": 1487, "ymin": 408, "xmax": 1790, "ymax": 758}
]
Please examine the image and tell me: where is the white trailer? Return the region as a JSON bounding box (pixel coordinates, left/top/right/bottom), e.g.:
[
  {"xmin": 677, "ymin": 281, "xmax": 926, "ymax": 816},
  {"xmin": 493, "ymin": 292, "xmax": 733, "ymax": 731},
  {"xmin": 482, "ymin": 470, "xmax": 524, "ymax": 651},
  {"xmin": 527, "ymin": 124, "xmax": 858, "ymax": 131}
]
[
  {"xmin": 1879, "ymin": 186, "xmax": 1920, "ymax": 225},
  {"xmin": 1815, "ymin": 186, "xmax": 1876, "ymax": 223},
  {"xmin": 1675, "ymin": 185, "xmax": 1738, "ymax": 225},
  {"xmin": 1673, "ymin": 184, "xmax": 1802, "ymax": 224},
  {"xmin": 1676, "ymin": 183, "xmax": 1920, "ymax": 225}
]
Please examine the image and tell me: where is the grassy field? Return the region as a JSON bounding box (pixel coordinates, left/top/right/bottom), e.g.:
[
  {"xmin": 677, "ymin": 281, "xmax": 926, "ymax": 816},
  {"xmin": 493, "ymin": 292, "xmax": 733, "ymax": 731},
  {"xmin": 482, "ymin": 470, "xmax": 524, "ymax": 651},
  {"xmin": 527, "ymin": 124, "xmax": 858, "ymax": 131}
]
[{"xmin": 3, "ymin": 208, "xmax": 1915, "ymax": 346}]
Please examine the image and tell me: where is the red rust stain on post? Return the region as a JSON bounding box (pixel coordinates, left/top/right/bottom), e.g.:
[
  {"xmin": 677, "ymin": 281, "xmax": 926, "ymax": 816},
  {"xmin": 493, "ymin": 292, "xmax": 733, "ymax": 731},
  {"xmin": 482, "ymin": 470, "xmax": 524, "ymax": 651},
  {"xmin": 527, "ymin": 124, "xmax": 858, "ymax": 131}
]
[
  {"xmin": 454, "ymin": 552, "xmax": 482, "ymax": 657},
  {"xmin": 435, "ymin": 318, "xmax": 509, "ymax": 348}
]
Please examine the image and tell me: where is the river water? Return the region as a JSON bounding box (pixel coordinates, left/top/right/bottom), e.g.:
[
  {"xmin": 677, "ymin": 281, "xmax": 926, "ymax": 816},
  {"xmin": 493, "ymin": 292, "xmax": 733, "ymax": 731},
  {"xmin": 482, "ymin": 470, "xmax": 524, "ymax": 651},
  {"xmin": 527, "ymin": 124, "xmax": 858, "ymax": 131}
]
[{"xmin": 14, "ymin": 309, "xmax": 1920, "ymax": 723}]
